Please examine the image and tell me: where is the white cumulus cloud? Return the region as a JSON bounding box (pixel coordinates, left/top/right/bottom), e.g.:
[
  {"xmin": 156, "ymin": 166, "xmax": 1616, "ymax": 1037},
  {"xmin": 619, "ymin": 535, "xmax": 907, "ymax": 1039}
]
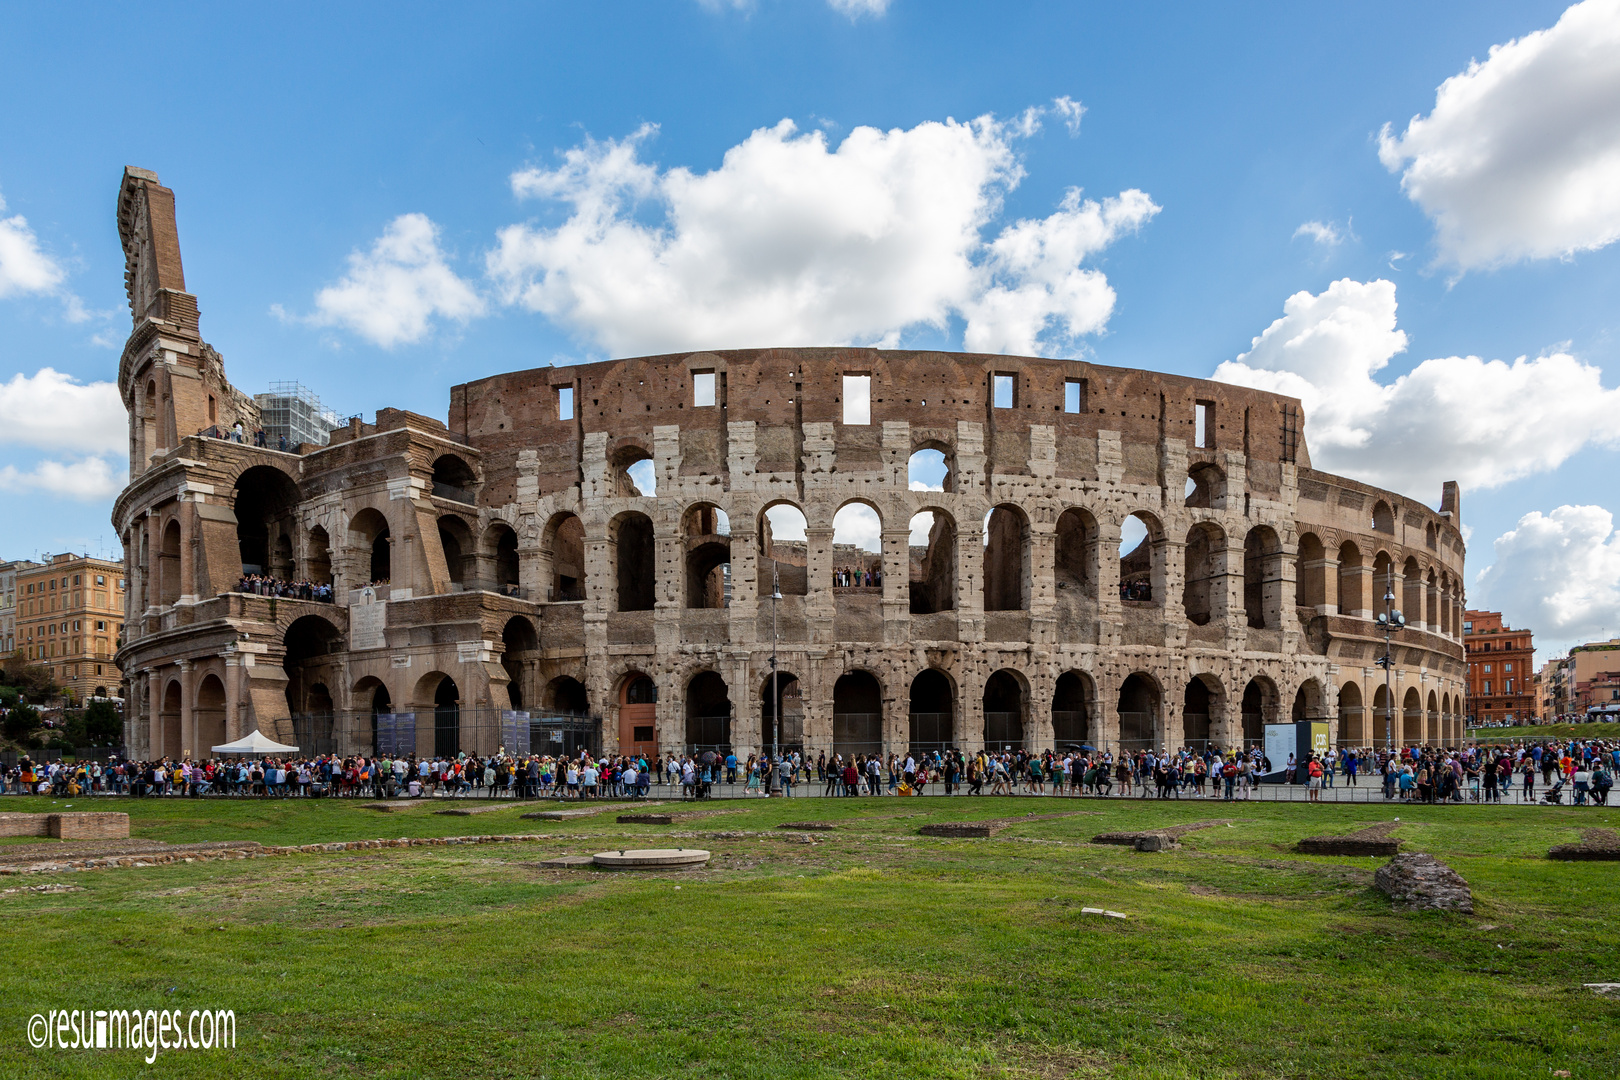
[
  {"xmin": 1293, "ymin": 220, "xmax": 1344, "ymax": 247},
  {"xmin": 1473, "ymin": 505, "xmax": 1620, "ymax": 654},
  {"xmin": 489, "ymin": 109, "xmax": 1154, "ymax": 357},
  {"xmin": 827, "ymin": 0, "xmax": 889, "ymax": 16},
  {"xmin": 308, "ymin": 213, "xmax": 485, "ymax": 348},
  {"xmin": 0, "ymin": 191, "xmax": 66, "ymax": 299},
  {"xmin": 0, "ymin": 456, "xmax": 125, "ymax": 500},
  {"xmin": 1212, "ymin": 278, "xmax": 1620, "ymax": 500},
  {"xmin": 0, "ymin": 367, "xmax": 126, "ymax": 455},
  {"xmin": 1378, "ymin": 0, "xmax": 1620, "ymax": 270}
]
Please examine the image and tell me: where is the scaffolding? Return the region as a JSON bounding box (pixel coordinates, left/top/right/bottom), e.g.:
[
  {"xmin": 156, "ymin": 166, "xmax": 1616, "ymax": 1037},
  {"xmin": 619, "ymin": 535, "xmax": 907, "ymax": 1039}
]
[{"xmin": 254, "ymin": 381, "xmax": 345, "ymax": 449}]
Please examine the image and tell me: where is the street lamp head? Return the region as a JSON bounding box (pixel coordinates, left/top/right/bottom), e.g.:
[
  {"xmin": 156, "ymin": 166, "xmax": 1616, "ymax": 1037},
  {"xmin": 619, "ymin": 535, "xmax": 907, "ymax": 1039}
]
[
  {"xmin": 770, "ymin": 588, "xmax": 783, "ymax": 601},
  {"xmin": 1393, "ymin": 612, "xmax": 1406, "ymax": 627},
  {"xmin": 1375, "ymin": 613, "xmax": 1388, "ymax": 626}
]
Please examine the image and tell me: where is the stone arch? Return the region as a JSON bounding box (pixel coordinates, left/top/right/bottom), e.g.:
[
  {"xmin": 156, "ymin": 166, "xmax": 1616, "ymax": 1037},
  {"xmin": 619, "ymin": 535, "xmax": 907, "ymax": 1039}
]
[
  {"xmin": 611, "ymin": 510, "xmax": 656, "ymax": 612},
  {"xmin": 1182, "ymin": 673, "xmax": 1222, "ymax": 748},
  {"xmin": 1337, "ymin": 681, "xmax": 1363, "ymax": 746},
  {"xmin": 1183, "ymin": 520, "xmax": 1226, "ymax": 626},
  {"xmin": 983, "ymin": 503, "xmax": 1031, "ymax": 611},
  {"xmin": 541, "ymin": 511, "xmax": 586, "ymax": 601},
  {"xmin": 1402, "ymin": 686, "xmax": 1423, "ymax": 745},
  {"xmin": 983, "ymin": 668, "xmax": 1028, "ymax": 750},
  {"xmin": 1291, "ymin": 677, "xmax": 1327, "ymax": 722},
  {"xmin": 349, "ymin": 507, "xmax": 392, "ymax": 584},
  {"xmin": 1371, "ymin": 500, "xmax": 1395, "ymax": 534},
  {"xmin": 908, "ymin": 443, "xmax": 953, "ymax": 494},
  {"xmin": 685, "ymin": 669, "xmax": 732, "ymax": 751},
  {"xmin": 194, "ymin": 673, "xmax": 226, "ymax": 755},
  {"xmin": 620, "ymin": 671, "xmax": 660, "ymax": 759},
  {"xmin": 233, "ymin": 465, "xmax": 303, "ymax": 576},
  {"xmin": 306, "ymin": 525, "xmax": 333, "ymax": 585},
  {"xmin": 1117, "ymin": 672, "xmax": 1161, "ymax": 751},
  {"xmin": 1054, "ymin": 507, "xmax": 1098, "ymax": 600},
  {"xmin": 160, "ymin": 678, "xmax": 182, "ymax": 759},
  {"xmin": 908, "ymin": 668, "xmax": 956, "ymax": 750},
  {"xmin": 1425, "ymin": 568, "xmax": 1440, "ymax": 634},
  {"xmin": 437, "ymin": 514, "xmax": 475, "ymax": 587},
  {"xmin": 1371, "ymin": 551, "xmax": 1395, "ymax": 614},
  {"xmin": 501, "ymin": 615, "xmax": 537, "ymax": 709},
  {"xmin": 1239, "ymin": 675, "xmax": 1278, "ymax": 747},
  {"xmin": 1371, "ymin": 683, "xmax": 1393, "ymax": 746},
  {"xmin": 682, "ymin": 502, "xmax": 731, "ymax": 609},
  {"xmin": 833, "ymin": 669, "xmax": 885, "ymax": 758},
  {"xmin": 908, "ymin": 507, "xmax": 957, "ymax": 614},
  {"xmin": 144, "ymin": 378, "xmax": 162, "ymax": 459},
  {"xmin": 1184, "ymin": 462, "xmax": 1225, "ymax": 509},
  {"xmin": 1427, "ymin": 689, "xmax": 1441, "ymax": 745},
  {"xmin": 283, "ymin": 614, "xmax": 342, "ymax": 717},
  {"xmin": 1295, "ymin": 532, "xmax": 1326, "ymax": 612},
  {"xmin": 353, "ymin": 675, "xmax": 392, "ymax": 755},
  {"xmin": 1336, "ymin": 541, "xmax": 1364, "ymax": 616},
  {"xmin": 158, "ymin": 518, "xmax": 182, "ymax": 605},
  {"xmin": 1242, "ymin": 524, "xmax": 1283, "ymax": 629},
  {"xmin": 1117, "ymin": 510, "xmax": 1165, "ymax": 605},
  {"xmin": 430, "ymin": 453, "xmax": 478, "ymax": 504},
  {"xmin": 1402, "ymin": 556, "xmax": 1424, "ymax": 629},
  {"xmin": 609, "ymin": 440, "xmax": 655, "ymax": 498},
  {"xmin": 544, "ymin": 675, "xmax": 589, "ymax": 715},
  {"xmin": 759, "ymin": 501, "xmax": 809, "ymax": 597},
  {"xmin": 1052, "ymin": 669, "xmax": 1093, "ymax": 747},
  {"xmin": 420, "ymin": 673, "xmax": 460, "ymax": 757},
  {"xmin": 759, "ymin": 669, "xmax": 803, "ymax": 753},
  {"xmin": 481, "ymin": 521, "xmax": 520, "ymax": 594}
]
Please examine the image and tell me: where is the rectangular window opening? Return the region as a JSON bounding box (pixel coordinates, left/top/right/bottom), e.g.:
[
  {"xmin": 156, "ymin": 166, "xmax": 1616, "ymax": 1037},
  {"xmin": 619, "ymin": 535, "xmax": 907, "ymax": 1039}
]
[
  {"xmin": 693, "ymin": 371, "xmax": 717, "ymax": 407},
  {"xmin": 842, "ymin": 373, "xmax": 871, "ymax": 425},
  {"xmin": 992, "ymin": 373, "xmax": 1015, "ymax": 409},
  {"xmin": 1064, "ymin": 379, "xmax": 1086, "ymax": 414},
  {"xmin": 1195, "ymin": 401, "xmax": 1214, "ymax": 448},
  {"xmin": 555, "ymin": 386, "xmax": 574, "ymax": 421}
]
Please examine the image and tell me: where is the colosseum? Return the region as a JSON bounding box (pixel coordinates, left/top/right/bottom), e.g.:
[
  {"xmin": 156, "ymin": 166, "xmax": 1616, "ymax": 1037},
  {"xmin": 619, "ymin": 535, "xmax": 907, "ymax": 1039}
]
[{"xmin": 112, "ymin": 166, "xmax": 1469, "ymax": 763}]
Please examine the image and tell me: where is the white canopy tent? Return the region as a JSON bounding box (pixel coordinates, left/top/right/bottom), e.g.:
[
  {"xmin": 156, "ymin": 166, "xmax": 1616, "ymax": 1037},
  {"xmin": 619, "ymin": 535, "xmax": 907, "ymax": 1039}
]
[{"xmin": 211, "ymin": 728, "xmax": 300, "ymax": 755}]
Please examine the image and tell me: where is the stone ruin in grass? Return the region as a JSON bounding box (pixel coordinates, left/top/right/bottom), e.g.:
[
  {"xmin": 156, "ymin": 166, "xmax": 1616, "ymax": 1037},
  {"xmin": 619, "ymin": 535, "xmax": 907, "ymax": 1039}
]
[
  {"xmin": 1295, "ymin": 821, "xmax": 1402, "ymax": 857},
  {"xmin": 1374, "ymin": 853, "xmax": 1473, "ymax": 914},
  {"xmin": 1547, "ymin": 828, "xmax": 1620, "ymax": 861}
]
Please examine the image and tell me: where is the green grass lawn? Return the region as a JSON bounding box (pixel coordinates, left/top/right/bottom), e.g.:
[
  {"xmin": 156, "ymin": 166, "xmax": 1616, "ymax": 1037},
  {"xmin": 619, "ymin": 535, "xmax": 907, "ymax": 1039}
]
[
  {"xmin": 1468, "ymin": 721, "xmax": 1620, "ymax": 740},
  {"xmin": 2, "ymin": 794, "xmax": 1617, "ymax": 1078}
]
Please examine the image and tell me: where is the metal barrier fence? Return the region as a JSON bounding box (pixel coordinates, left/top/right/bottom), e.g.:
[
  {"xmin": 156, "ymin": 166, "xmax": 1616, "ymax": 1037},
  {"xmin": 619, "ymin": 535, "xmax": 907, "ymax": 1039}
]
[{"xmin": 273, "ymin": 708, "xmax": 601, "ymax": 760}]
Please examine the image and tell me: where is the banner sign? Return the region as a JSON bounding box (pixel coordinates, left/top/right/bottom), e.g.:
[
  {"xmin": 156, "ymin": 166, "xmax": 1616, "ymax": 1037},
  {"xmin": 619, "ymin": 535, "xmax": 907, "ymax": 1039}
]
[{"xmin": 375, "ymin": 712, "xmax": 416, "ymax": 757}]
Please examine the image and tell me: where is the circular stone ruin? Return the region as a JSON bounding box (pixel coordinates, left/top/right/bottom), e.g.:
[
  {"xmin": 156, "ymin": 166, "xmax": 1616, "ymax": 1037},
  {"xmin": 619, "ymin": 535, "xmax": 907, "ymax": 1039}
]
[{"xmin": 591, "ymin": 848, "xmax": 711, "ymax": 870}]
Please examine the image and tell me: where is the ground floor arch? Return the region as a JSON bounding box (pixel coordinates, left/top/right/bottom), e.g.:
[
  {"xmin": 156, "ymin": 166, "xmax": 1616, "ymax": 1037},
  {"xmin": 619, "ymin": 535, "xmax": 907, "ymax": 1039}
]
[
  {"xmin": 1052, "ymin": 670, "xmax": 1091, "ymax": 747},
  {"xmin": 983, "ymin": 669, "xmax": 1026, "ymax": 750},
  {"xmin": 908, "ymin": 669, "xmax": 955, "ymax": 751},
  {"xmin": 1338, "ymin": 682, "xmax": 1363, "ymax": 746},
  {"xmin": 1182, "ymin": 674, "xmax": 1220, "ymax": 748},
  {"xmin": 833, "ymin": 670, "xmax": 884, "ymax": 759},
  {"xmin": 685, "ymin": 671, "xmax": 732, "ymax": 752},
  {"xmin": 1117, "ymin": 672, "xmax": 1160, "ymax": 751}
]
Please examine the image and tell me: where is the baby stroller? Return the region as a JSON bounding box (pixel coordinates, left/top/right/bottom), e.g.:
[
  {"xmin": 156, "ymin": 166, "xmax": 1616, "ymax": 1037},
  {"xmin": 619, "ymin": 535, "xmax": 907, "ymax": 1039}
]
[{"xmin": 1540, "ymin": 776, "xmax": 1566, "ymax": 805}]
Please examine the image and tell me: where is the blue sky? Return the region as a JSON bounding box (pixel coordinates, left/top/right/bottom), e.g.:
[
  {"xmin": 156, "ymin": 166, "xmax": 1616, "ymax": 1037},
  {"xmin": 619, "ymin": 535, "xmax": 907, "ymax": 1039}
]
[{"xmin": 2, "ymin": 0, "xmax": 1618, "ymax": 660}]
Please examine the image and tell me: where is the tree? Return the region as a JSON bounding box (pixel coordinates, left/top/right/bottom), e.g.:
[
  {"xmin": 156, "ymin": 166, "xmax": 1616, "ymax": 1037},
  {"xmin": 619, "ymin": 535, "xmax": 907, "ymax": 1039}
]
[
  {"xmin": 0, "ymin": 655, "xmax": 60, "ymax": 701},
  {"xmin": 2, "ymin": 703, "xmax": 41, "ymax": 744},
  {"xmin": 81, "ymin": 700, "xmax": 122, "ymax": 744}
]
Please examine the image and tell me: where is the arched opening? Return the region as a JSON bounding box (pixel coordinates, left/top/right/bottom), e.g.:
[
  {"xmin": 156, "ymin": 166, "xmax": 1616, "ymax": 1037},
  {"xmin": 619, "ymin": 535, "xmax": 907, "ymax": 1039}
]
[
  {"xmin": 1182, "ymin": 521, "xmax": 1225, "ymax": 626},
  {"xmin": 1372, "ymin": 551, "xmax": 1395, "ymax": 616},
  {"xmin": 1402, "ymin": 687, "xmax": 1422, "ymax": 745},
  {"xmin": 1240, "ymin": 677, "xmax": 1275, "ymax": 748},
  {"xmin": 434, "ymin": 676, "xmax": 460, "ymax": 757},
  {"xmin": 610, "ymin": 443, "xmax": 655, "ymax": 498},
  {"xmin": 1425, "ymin": 569, "xmax": 1439, "ymax": 634},
  {"xmin": 907, "ymin": 510, "xmax": 957, "ymax": 614},
  {"xmin": 1243, "ymin": 525, "xmax": 1282, "ymax": 629},
  {"xmin": 683, "ymin": 503, "xmax": 732, "ymax": 609},
  {"xmin": 759, "ymin": 670, "xmax": 803, "ymax": 753},
  {"xmin": 283, "ymin": 614, "xmax": 342, "ymax": 718},
  {"xmin": 1295, "ymin": 532, "xmax": 1325, "ymax": 613},
  {"xmin": 1184, "ymin": 463, "xmax": 1224, "ymax": 509},
  {"xmin": 908, "ymin": 669, "xmax": 955, "ymax": 751},
  {"xmin": 1291, "ymin": 680, "xmax": 1323, "ymax": 723},
  {"xmin": 1117, "ymin": 513, "xmax": 1160, "ymax": 604},
  {"xmin": 760, "ymin": 503, "xmax": 809, "ymax": 597},
  {"xmin": 1054, "ymin": 508, "xmax": 1096, "ymax": 600},
  {"xmin": 1402, "ymin": 557, "xmax": 1423, "ymax": 629},
  {"xmin": 430, "ymin": 454, "xmax": 477, "ymax": 504},
  {"xmin": 1426, "ymin": 689, "xmax": 1441, "ymax": 744},
  {"xmin": 1336, "ymin": 542, "xmax": 1364, "ymax": 616},
  {"xmin": 983, "ymin": 669, "xmax": 1026, "ymax": 750},
  {"xmin": 1372, "ymin": 500, "xmax": 1394, "ymax": 534},
  {"xmin": 1425, "ymin": 521, "xmax": 1437, "ymax": 549},
  {"xmin": 349, "ymin": 508, "xmax": 392, "ymax": 585},
  {"xmin": 620, "ymin": 673, "xmax": 659, "ymax": 757},
  {"xmin": 1372, "ymin": 683, "xmax": 1393, "ymax": 746},
  {"xmin": 1183, "ymin": 675, "xmax": 1219, "ymax": 748},
  {"xmin": 501, "ymin": 616, "xmax": 537, "ymax": 709},
  {"xmin": 685, "ymin": 671, "xmax": 732, "ymax": 751},
  {"xmin": 485, "ymin": 522, "xmax": 520, "ymax": 595},
  {"xmin": 1052, "ymin": 670, "xmax": 1091, "ymax": 747},
  {"xmin": 160, "ymin": 680, "xmax": 181, "ymax": 758},
  {"xmin": 437, "ymin": 515, "xmax": 474, "ymax": 587},
  {"xmin": 832, "ymin": 502, "xmax": 883, "ymax": 590},
  {"xmin": 194, "ymin": 674, "xmax": 226, "ymax": 754},
  {"xmin": 908, "ymin": 446, "xmax": 952, "ymax": 494},
  {"xmin": 543, "ymin": 512, "xmax": 585, "ymax": 601},
  {"xmin": 983, "ymin": 504, "xmax": 1030, "ymax": 611},
  {"xmin": 355, "ymin": 676, "xmax": 391, "ymax": 756},
  {"xmin": 143, "ymin": 380, "xmax": 161, "ymax": 460},
  {"xmin": 158, "ymin": 519, "xmax": 182, "ymax": 605},
  {"xmin": 1338, "ymin": 682, "xmax": 1363, "ymax": 746},
  {"xmin": 1117, "ymin": 673, "xmax": 1160, "ymax": 751},
  {"xmin": 307, "ymin": 526, "xmax": 332, "ymax": 585},
  {"xmin": 613, "ymin": 511, "xmax": 656, "ymax": 612},
  {"xmin": 233, "ymin": 466, "xmax": 302, "ymax": 576},
  {"xmin": 833, "ymin": 670, "xmax": 884, "ymax": 759}
]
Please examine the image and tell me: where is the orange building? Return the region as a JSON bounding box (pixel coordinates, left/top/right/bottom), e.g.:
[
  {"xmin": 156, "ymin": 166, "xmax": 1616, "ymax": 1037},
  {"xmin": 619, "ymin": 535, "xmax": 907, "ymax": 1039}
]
[
  {"xmin": 16, "ymin": 552, "xmax": 126, "ymax": 702},
  {"xmin": 1463, "ymin": 610, "xmax": 1534, "ymax": 725}
]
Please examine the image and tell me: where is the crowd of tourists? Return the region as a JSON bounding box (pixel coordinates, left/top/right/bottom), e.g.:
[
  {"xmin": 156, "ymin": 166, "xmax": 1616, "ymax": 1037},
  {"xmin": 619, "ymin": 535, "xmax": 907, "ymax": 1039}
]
[
  {"xmin": 833, "ymin": 567, "xmax": 882, "ymax": 588},
  {"xmin": 1119, "ymin": 580, "xmax": 1152, "ymax": 602},
  {"xmin": 234, "ymin": 575, "xmax": 335, "ymax": 602},
  {"xmin": 4, "ymin": 737, "xmax": 1615, "ymax": 806},
  {"xmin": 198, "ymin": 423, "xmax": 292, "ymax": 451}
]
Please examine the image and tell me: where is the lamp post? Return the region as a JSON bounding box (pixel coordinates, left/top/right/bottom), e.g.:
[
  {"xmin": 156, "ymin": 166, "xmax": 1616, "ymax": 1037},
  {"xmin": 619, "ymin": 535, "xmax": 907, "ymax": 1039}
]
[
  {"xmin": 1374, "ymin": 567, "xmax": 1406, "ymax": 755},
  {"xmin": 770, "ymin": 558, "xmax": 782, "ymax": 764}
]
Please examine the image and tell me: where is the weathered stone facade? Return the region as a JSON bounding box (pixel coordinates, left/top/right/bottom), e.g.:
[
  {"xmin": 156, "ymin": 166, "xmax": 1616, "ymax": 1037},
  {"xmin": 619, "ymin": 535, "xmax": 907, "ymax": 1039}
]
[{"xmin": 112, "ymin": 167, "xmax": 1468, "ymax": 761}]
